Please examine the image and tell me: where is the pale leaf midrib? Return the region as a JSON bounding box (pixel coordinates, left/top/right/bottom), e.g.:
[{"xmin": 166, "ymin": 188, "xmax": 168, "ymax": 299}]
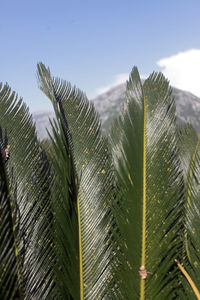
[
  {"xmin": 77, "ymin": 196, "xmax": 84, "ymax": 300},
  {"xmin": 175, "ymin": 260, "xmax": 200, "ymax": 300},
  {"xmin": 140, "ymin": 95, "xmax": 147, "ymax": 300}
]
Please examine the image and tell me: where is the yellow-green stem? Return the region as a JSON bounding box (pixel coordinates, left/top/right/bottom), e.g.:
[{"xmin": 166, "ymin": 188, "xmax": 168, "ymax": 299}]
[
  {"xmin": 77, "ymin": 197, "xmax": 84, "ymax": 300},
  {"xmin": 175, "ymin": 260, "xmax": 200, "ymax": 300},
  {"xmin": 140, "ymin": 97, "xmax": 147, "ymax": 300}
]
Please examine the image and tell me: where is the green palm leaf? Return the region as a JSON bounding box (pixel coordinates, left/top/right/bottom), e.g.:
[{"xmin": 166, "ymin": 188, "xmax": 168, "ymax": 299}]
[
  {"xmin": 0, "ymin": 82, "xmax": 55, "ymax": 299},
  {"xmin": 0, "ymin": 129, "xmax": 22, "ymax": 300},
  {"xmin": 110, "ymin": 67, "xmax": 185, "ymax": 299},
  {"xmin": 44, "ymin": 113, "xmax": 80, "ymax": 299},
  {"xmin": 37, "ymin": 63, "xmax": 118, "ymax": 299},
  {"xmin": 177, "ymin": 125, "xmax": 200, "ymax": 297}
]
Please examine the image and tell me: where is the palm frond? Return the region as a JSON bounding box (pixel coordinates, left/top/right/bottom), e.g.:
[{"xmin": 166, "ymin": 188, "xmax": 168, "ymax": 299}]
[
  {"xmin": 177, "ymin": 125, "xmax": 200, "ymax": 297},
  {"xmin": 0, "ymin": 82, "xmax": 55, "ymax": 299},
  {"xmin": 0, "ymin": 129, "xmax": 22, "ymax": 300},
  {"xmin": 37, "ymin": 62, "xmax": 119, "ymax": 299},
  {"xmin": 45, "ymin": 115, "xmax": 80, "ymax": 300},
  {"xmin": 110, "ymin": 67, "xmax": 186, "ymax": 299}
]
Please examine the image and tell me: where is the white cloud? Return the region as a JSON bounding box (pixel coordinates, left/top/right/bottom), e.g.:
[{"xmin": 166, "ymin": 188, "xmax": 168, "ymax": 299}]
[
  {"xmin": 90, "ymin": 50, "xmax": 200, "ymax": 99},
  {"xmin": 157, "ymin": 49, "xmax": 200, "ymax": 97}
]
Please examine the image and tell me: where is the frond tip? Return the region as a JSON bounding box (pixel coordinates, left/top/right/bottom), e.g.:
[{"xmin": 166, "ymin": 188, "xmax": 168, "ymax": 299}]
[
  {"xmin": 110, "ymin": 67, "xmax": 185, "ymax": 299},
  {"xmin": 37, "ymin": 62, "xmax": 118, "ymax": 299}
]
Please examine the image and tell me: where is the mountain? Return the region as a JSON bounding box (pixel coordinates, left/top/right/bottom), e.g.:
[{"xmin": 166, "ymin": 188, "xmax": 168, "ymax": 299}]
[
  {"xmin": 33, "ymin": 83, "xmax": 200, "ymax": 140},
  {"xmin": 92, "ymin": 83, "xmax": 200, "ymax": 134}
]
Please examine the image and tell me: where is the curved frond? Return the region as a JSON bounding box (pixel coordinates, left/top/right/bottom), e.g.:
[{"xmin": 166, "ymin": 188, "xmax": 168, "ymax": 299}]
[
  {"xmin": 110, "ymin": 67, "xmax": 185, "ymax": 299},
  {"xmin": 178, "ymin": 125, "xmax": 200, "ymax": 297},
  {"xmin": 0, "ymin": 82, "xmax": 55, "ymax": 299},
  {"xmin": 0, "ymin": 130, "xmax": 21, "ymax": 300},
  {"xmin": 37, "ymin": 63, "xmax": 118, "ymax": 299},
  {"xmin": 45, "ymin": 115, "xmax": 80, "ymax": 300}
]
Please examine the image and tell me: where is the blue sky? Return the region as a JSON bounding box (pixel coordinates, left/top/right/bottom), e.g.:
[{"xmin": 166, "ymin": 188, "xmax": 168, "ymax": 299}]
[{"xmin": 1, "ymin": 0, "xmax": 200, "ymax": 112}]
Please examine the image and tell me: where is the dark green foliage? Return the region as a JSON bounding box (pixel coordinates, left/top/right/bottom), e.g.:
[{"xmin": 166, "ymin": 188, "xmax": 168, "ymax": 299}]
[
  {"xmin": 178, "ymin": 125, "xmax": 200, "ymax": 298},
  {"xmin": 0, "ymin": 130, "xmax": 21, "ymax": 300},
  {"xmin": 110, "ymin": 68, "xmax": 187, "ymax": 299},
  {"xmin": 37, "ymin": 63, "xmax": 119, "ymax": 299},
  {"xmin": 0, "ymin": 65, "xmax": 199, "ymax": 300},
  {"xmin": 0, "ymin": 83, "xmax": 56, "ymax": 299}
]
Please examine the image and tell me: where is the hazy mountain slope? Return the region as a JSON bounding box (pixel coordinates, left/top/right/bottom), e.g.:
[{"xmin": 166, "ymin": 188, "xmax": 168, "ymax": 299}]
[
  {"xmin": 33, "ymin": 84, "xmax": 200, "ymax": 140},
  {"xmin": 92, "ymin": 83, "xmax": 200, "ymax": 134}
]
